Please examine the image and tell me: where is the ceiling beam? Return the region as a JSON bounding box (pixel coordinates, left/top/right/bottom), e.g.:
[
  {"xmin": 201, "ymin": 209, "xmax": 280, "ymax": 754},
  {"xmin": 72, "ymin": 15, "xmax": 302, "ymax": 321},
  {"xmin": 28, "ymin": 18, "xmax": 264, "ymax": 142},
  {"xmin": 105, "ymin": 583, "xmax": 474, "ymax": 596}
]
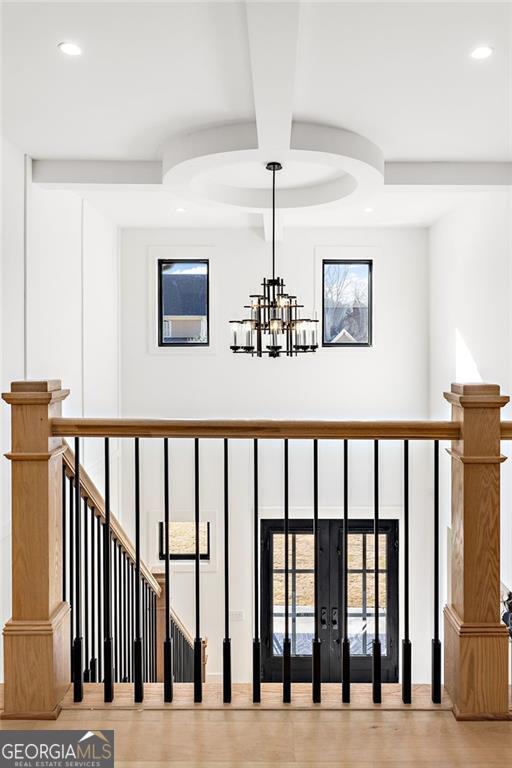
[
  {"xmin": 385, "ymin": 162, "xmax": 512, "ymax": 185},
  {"xmin": 32, "ymin": 159, "xmax": 162, "ymax": 185},
  {"xmin": 245, "ymin": 1, "xmax": 301, "ymax": 154},
  {"xmin": 32, "ymin": 158, "xmax": 512, "ymax": 189}
]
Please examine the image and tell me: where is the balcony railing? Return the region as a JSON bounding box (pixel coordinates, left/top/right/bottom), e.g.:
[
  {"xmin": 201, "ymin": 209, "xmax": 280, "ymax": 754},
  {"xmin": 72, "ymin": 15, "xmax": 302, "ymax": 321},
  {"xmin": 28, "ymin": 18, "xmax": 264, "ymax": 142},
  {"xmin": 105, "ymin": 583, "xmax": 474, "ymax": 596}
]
[{"xmin": 2, "ymin": 380, "xmax": 510, "ymax": 720}]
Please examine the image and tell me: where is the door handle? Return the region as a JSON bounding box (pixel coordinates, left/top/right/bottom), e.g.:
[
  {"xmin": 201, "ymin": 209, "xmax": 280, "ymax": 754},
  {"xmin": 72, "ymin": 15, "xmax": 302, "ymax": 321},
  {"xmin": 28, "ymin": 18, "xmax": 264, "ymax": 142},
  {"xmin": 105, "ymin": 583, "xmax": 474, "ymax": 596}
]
[
  {"xmin": 321, "ymin": 606, "xmax": 328, "ymax": 630},
  {"xmin": 331, "ymin": 607, "xmax": 339, "ymax": 631}
]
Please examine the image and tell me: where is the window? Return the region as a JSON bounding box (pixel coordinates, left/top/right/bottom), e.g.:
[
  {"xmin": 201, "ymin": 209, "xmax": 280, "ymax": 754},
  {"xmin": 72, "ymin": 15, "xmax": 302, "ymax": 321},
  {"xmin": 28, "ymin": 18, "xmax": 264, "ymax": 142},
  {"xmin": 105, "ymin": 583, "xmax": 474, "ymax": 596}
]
[
  {"xmin": 322, "ymin": 260, "xmax": 372, "ymax": 346},
  {"xmin": 158, "ymin": 259, "xmax": 209, "ymax": 346},
  {"xmin": 158, "ymin": 521, "xmax": 211, "ymax": 560}
]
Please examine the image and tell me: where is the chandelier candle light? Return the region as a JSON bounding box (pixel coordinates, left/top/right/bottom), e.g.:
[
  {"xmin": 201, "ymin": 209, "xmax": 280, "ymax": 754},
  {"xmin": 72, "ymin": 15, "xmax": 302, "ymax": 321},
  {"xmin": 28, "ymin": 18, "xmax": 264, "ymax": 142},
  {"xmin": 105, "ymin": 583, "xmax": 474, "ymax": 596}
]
[{"xmin": 230, "ymin": 162, "xmax": 318, "ymax": 358}]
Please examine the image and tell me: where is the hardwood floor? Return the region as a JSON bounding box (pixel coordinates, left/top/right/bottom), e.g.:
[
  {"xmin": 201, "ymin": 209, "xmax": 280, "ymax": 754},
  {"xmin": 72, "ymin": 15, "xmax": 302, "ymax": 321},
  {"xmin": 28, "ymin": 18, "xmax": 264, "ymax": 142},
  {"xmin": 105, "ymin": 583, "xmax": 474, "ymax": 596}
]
[
  {"xmin": 59, "ymin": 682, "xmax": 453, "ymax": 711},
  {"xmin": 1, "ymin": 684, "xmax": 512, "ymax": 766}
]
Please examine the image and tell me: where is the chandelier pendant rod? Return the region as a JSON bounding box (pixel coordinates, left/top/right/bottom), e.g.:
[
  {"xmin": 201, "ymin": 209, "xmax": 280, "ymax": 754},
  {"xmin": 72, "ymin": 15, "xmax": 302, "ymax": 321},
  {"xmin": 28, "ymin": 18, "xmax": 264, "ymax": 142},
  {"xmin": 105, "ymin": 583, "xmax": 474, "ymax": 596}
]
[{"xmin": 272, "ymin": 164, "xmax": 276, "ymax": 282}]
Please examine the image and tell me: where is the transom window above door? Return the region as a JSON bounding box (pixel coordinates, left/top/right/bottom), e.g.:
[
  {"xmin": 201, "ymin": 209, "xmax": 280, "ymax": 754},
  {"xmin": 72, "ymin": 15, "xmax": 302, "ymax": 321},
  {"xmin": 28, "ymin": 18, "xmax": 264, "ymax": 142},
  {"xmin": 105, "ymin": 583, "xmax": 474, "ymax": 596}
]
[{"xmin": 158, "ymin": 259, "xmax": 209, "ymax": 346}]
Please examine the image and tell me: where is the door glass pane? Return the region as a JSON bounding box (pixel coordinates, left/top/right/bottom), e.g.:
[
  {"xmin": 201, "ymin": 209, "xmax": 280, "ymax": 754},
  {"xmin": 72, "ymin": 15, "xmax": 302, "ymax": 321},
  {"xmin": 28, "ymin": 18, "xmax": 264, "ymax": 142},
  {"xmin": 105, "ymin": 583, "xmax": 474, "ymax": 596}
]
[
  {"xmin": 345, "ymin": 532, "xmax": 388, "ymax": 657},
  {"xmin": 365, "ymin": 533, "xmax": 387, "ymax": 569},
  {"xmin": 272, "ymin": 532, "xmax": 314, "ymax": 657},
  {"xmin": 347, "ymin": 533, "xmax": 363, "ymax": 569}
]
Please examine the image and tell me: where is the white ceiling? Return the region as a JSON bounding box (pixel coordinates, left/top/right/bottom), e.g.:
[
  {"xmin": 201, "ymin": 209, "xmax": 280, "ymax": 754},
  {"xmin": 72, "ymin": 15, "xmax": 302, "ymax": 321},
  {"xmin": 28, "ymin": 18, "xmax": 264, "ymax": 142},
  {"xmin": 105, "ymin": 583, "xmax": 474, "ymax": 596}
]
[
  {"xmin": 3, "ymin": 1, "xmax": 512, "ymax": 228},
  {"xmin": 3, "ymin": 3, "xmax": 255, "ymax": 159},
  {"xmin": 294, "ymin": 2, "xmax": 512, "ymax": 161}
]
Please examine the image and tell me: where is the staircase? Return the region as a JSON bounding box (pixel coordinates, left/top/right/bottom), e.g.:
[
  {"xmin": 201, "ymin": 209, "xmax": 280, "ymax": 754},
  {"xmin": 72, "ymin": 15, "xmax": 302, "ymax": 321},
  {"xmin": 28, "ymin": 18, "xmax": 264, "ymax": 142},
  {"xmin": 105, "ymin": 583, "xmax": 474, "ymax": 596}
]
[{"xmin": 62, "ymin": 441, "xmax": 207, "ymax": 690}]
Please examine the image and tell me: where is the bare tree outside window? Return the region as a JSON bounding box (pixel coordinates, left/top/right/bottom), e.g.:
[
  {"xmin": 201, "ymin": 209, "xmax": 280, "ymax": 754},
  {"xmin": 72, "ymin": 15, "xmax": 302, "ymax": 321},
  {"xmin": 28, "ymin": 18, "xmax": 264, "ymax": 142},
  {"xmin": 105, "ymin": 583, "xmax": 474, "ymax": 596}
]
[{"xmin": 322, "ymin": 260, "xmax": 372, "ymax": 346}]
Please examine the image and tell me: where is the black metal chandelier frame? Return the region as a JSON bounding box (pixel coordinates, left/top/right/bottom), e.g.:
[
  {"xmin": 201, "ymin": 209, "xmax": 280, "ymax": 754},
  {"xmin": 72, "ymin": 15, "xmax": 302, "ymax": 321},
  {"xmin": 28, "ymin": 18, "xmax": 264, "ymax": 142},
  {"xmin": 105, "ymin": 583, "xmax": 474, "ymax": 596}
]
[{"xmin": 229, "ymin": 162, "xmax": 318, "ymax": 358}]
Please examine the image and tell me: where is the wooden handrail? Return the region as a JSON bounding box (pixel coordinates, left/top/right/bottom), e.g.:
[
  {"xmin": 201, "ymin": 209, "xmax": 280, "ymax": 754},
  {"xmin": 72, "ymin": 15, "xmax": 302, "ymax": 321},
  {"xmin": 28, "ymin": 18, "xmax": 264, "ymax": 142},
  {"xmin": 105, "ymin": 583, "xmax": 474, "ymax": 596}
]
[
  {"xmin": 63, "ymin": 443, "xmax": 161, "ymax": 597},
  {"xmin": 501, "ymin": 422, "xmax": 512, "ymax": 439},
  {"xmin": 52, "ymin": 418, "xmax": 460, "ymax": 440}
]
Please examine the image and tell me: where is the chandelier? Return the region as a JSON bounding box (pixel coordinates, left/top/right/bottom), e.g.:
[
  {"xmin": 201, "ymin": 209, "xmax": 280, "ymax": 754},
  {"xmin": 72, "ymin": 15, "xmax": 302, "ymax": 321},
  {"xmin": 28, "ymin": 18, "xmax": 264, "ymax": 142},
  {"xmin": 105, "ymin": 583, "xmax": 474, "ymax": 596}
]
[{"xmin": 229, "ymin": 162, "xmax": 318, "ymax": 358}]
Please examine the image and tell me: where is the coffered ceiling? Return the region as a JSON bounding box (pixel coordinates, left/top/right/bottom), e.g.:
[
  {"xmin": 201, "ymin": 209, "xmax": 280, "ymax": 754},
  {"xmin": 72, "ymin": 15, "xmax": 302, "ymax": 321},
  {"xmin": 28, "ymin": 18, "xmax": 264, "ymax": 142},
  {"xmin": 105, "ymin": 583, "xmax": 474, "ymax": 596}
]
[{"xmin": 3, "ymin": 1, "xmax": 512, "ymax": 228}]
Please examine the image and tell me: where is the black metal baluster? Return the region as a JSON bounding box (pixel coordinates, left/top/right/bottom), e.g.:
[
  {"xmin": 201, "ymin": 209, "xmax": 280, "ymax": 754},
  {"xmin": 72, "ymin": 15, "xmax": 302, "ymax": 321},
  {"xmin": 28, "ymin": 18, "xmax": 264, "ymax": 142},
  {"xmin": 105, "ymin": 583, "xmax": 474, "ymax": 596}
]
[
  {"xmin": 223, "ymin": 438, "xmax": 232, "ymax": 703},
  {"xmin": 149, "ymin": 586, "xmax": 153, "ymax": 682},
  {"xmin": 114, "ymin": 537, "xmax": 119, "ymax": 683},
  {"xmin": 97, "ymin": 517, "xmax": 103, "ymax": 684},
  {"xmin": 432, "ymin": 440, "xmax": 441, "ymax": 703},
  {"xmin": 372, "ymin": 440, "xmax": 381, "ymax": 704},
  {"xmin": 73, "ymin": 438, "xmax": 83, "ymax": 701},
  {"xmin": 145, "ymin": 582, "xmax": 149, "ymax": 682},
  {"xmin": 103, "ymin": 438, "xmax": 114, "ymax": 701},
  {"xmin": 134, "ymin": 437, "xmax": 144, "ymax": 702},
  {"xmin": 69, "ymin": 475, "xmax": 74, "ymax": 681},
  {"xmin": 131, "ymin": 561, "xmax": 135, "ymax": 682},
  {"xmin": 283, "ymin": 438, "xmax": 291, "ymax": 704},
  {"xmin": 146, "ymin": 587, "xmax": 150, "ymax": 683},
  {"xmin": 120, "ymin": 547, "xmax": 125, "ymax": 682},
  {"xmin": 141, "ymin": 581, "xmax": 145, "ymax": 683},
  {"xmin": 90, "ymin": 506, "xmax": 97, "ymax": 682},
  {"xmin": 142, "ymin": 581, "xmax": 146, "ymax": 683},
  {"xmin": 153, "ymin": 592, "xmax": 157, "ymax": 682},
  {"xmin": 194, "ymin": 438, "xmax": 203, "ymax": 703},
  {"xmin": 83, "ymin": 496, "xmax": 90, "ymax": 682},
  {"xmin": 342, "ymin": 439, "xmax": 351, "ymax": 703},
  {"xmin": 123, "ymin": 553, "xmax": 129, "ymax": 682},
  {"xmin": 402, "ymin": 440, "xmax": 412, "ymax": 703},
  {"xmin": 62, "ymin": 466, "xmax": 67, "ymax": 602},
  {"xmin": 312, "ymin": 439, "xmax": 321, "ymax": 703},
  {"xmin": 253, "ymin": 439, "xmax": 261, "ymax": 703},
  {"xmin": 149, "ymin": 590, "xmax": 153, "ymax": 682},
  {"xmin": 163, "ymin": 438, "xmax": 173, "ymax": 701}
]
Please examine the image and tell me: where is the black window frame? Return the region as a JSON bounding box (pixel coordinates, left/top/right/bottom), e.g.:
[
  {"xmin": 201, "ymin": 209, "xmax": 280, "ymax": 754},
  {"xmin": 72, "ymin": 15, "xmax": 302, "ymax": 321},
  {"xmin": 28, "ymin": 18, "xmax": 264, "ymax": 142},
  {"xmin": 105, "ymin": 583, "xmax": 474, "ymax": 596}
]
[
  {"xmin": 158, "ymin": 521, "xmax": 211, "ymax": 561},
  {"xmin": 158, "ymin": 258, "xmax": 210, "ymax": 347},
  {"xmin": 322, "ymin": 259, "xmax": 373, "ymax": 348}
]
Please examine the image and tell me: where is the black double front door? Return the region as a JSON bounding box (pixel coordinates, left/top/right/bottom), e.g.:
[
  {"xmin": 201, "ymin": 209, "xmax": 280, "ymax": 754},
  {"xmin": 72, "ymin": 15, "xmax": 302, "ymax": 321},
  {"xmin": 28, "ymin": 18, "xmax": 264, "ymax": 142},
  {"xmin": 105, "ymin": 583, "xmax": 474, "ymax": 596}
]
[{"xmin": 260, "ymin": 519, "xmax": 398, "ymax": 683}]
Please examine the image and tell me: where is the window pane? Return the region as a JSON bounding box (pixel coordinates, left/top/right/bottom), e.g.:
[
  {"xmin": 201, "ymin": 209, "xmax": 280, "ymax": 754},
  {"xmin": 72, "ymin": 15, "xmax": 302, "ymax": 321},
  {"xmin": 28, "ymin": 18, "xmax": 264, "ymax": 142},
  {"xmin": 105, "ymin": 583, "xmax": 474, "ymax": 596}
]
[
  {"xmin": 366, "ymin": 533, "xmax": 387, "ymax": 570},
  {"xmin": 160, "ymin": 521, "xmax": 210, "ymax": 559},
  {"xmin": 295, "ymin": 534, "xmax": 314, "ymax": 569},
  {"xmin": 367, "ymin": 572, "xmax": 387, "ymax": 609},
  {"xmin": 272, "ymin": 532, "xmax": 314, "ymax": 657},
  {"xmin": 347, "ymin": 533, "xmax": 363, "ymax": 569},
  {"xmin": 169, "ymin": 522, "xmax": 209, "ymax": 557},
  {"xmin": 160, "ymin": 260, "xmax": 208, "ymax": 345},
  {"xmin": 323, "ymin": 261, "xmax": 371, "ymax": 345}
]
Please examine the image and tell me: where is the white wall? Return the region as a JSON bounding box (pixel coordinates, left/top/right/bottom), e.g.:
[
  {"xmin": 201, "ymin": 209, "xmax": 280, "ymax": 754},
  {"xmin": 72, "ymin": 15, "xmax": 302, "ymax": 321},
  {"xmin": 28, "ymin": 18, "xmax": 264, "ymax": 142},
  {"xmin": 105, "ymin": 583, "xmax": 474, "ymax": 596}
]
[
  {"xmin": 0, "ymin": 140, "xmax": 121, "ymax": 678},
  {"xmin": 120, "ymin": 225, "xmax": 435, "ymax": 683},
  {"xmin": 429, "ymin": 188, "xmax": 512, "ymax": 595}
]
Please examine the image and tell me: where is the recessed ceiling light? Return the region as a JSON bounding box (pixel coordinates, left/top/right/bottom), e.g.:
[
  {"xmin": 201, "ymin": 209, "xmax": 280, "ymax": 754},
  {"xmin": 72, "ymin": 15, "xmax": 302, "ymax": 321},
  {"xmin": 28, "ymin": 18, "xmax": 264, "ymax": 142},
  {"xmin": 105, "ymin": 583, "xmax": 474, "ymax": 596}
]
[
  {"xmin": 58, "ymin": 41, "xmax": 82, "ymax": 56},
  {"xmin": 175, "ymin": 207, "xmax": 186, "ymax": 213},
  {"xmin": 470, "ymin": 45, "xmax": 493, "ymax": 60},
  {"xmin": 364, "ymin": 207, "xmax": 374, "ymax": 213}
]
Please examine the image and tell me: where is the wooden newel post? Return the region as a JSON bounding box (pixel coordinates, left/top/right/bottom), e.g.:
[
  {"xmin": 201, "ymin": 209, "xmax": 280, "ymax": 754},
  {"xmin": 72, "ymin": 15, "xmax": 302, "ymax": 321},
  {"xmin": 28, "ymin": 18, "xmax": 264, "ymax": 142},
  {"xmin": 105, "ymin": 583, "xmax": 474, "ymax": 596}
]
[
  {"xmin": 2, "ymin": 380, "xmax": 71, "ymax": 719},
  {"xmin": 444, "ymin": 383, "xmax": 509, "ymax": 720}
]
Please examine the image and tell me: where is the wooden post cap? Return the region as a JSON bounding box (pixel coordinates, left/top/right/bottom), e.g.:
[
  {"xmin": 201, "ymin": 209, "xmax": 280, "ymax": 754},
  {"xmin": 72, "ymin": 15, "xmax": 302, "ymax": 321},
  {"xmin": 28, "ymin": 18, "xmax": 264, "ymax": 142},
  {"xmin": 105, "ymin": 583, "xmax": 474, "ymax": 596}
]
[
  {"xmin": 10, "ymin": 380, "xmax": 62, "ymax": 393},
  {"xmin": 444, "ymin": 382, "xmax": 509, "ymax": 408},
  {"xmin": 450, "ymin": 383, "xmax": 501, "ymax": 396},
  {"xmin": 2, "ymin": 380, "xmax": 69, "ymax": 406}
]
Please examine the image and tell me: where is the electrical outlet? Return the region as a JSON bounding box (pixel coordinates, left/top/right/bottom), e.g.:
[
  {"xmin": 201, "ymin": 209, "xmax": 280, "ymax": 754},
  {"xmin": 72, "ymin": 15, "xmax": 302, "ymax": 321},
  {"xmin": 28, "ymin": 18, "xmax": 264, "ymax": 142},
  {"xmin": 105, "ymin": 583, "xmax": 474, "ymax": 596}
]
[{"xmin": 230, "ymin": 610, "xmax": 245, "ymax": 622}]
